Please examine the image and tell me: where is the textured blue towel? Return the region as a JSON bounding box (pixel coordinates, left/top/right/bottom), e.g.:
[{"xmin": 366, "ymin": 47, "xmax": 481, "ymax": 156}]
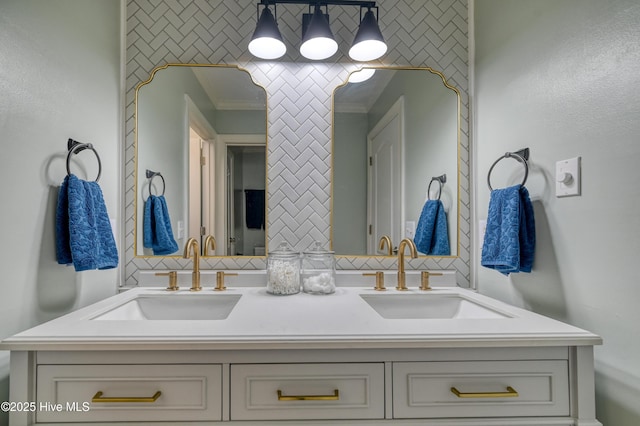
[
  {"xmin": 413, "ymin": 199, "xmax": 450, "ymax": 256},
  {"xmin": 56, "ymin": 174, "xmax": 118, "ymax": 271},
  {"xmin": 143, "ymin": 195, "xmax": 179, "ymax": 255},
  {"xmin": 481, "ymin": 184, "xmax": 535, "ymax": 275}
]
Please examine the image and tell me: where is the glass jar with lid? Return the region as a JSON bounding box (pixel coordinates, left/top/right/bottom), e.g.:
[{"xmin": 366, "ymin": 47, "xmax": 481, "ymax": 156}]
[
  {"xmin": 301, "ymin": 241, "xmax": 336, "ymax": 295},
  {"xmin": 266, "ymin": 242, "xmax": 301, "ymax": 295}
]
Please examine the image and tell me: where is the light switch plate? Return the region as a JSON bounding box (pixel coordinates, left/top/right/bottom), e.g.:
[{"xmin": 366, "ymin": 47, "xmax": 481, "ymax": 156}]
[
  {"xmin": 556, "ymin": 157, "xmax": 581, "ymax": 197},
  {"xmin": 478, "ymin": 219, "xmax": 487, "ymax": 250},
  {"xmin": 405, "ymin": 221, "xmax": 416, "ymax": 239}
]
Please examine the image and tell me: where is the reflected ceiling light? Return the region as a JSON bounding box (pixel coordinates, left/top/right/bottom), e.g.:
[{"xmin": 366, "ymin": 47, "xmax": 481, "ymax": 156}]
[
  {"xmin": 248, "ymin": 1, "xmax": 386, "ymax": 62},
  {"xmin": 248, "ymin": 5, "xmax": 287, "ymax": 59},
  {"xmin": 348, "ymin": 68, "xmax": 375, "ymax": 83},
  {"xmin": 300, "ymin": 4, "xmax": 338, "ymax": 60},
  {"xmin": 349, "ymin": 7, "xmax": 386, "ymax": 61}
]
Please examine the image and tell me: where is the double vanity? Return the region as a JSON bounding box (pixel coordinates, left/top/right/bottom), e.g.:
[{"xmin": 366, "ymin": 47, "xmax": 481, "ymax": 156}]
[{"xmin": 1, "ymin": 272, "xmax": 602, "ymax": 426}]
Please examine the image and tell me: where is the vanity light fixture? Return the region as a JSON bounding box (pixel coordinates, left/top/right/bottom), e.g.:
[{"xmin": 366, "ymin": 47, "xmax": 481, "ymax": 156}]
[
  {"xmin": 299, "ymin": 4, "xmax": 338, "ymax": 60},
  {"xmin": 348, "ymin": 7, "xmax": 386, "ymax": 61},
  {"xmin": 249, "ymin": 0, "xmax": 387, "ymax": 61},
  {"xmin": 248, "ymin": 4, "xmax": 287, "ymax": 59}
]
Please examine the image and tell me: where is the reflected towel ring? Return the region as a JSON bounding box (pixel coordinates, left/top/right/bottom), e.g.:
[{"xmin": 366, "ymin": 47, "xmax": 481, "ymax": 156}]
[
  {"xmin": 428, "ymin": 174, "xmax": 446, "ymax": 201},
  {"xmin": 146, "ymin": 169, "xmax": 166, "ymax": 197},
  {"xmin": 66, "ymin": 139, "xmax": 102, "ymax": 182},
  {"xmin": 487, "ymin": 148, "xmax": 529, "ymax": 191}
]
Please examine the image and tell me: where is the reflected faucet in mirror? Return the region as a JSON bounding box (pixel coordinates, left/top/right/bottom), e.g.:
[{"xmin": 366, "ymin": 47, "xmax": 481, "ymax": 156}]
[
  {"xmin": 183, "ymin": 238, "xmax": 201, "ymax": 291},
  {"xmin": 203, "ymin": 235, "xmax": 217, "ymax": 256},
  {"xmin": 396, "ymin": 238, "xmax": 418, "ymax": 291},
  {"xmin": 378, "ymin": 235, "xmax": 393, "ymax": 256}
]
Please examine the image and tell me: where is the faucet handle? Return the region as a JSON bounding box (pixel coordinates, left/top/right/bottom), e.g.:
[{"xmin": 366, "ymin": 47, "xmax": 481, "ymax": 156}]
[
  {"xmin": 215, "ymin": 271, "xmax": 238, "ymax": 291},
  {"xmin": 156, "ymin": 271, "xmax": 179, "ymax": 291},
  {"xmin": 363, "ymin": 272, "xmax": 386, "ymax": 291},
  {"xmin": 420, "ymin": 271, "xmax": 443, "ymax": 291}
]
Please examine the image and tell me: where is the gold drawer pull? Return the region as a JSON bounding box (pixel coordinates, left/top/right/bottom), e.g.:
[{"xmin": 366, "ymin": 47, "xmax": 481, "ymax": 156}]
[
  {"xmin": 451, "ymin": 386, "xmax": 519, "ymax": 398},
  {"xmin": 92, "ymin": 390, "xmax": 162, "ymax": 403},
  {"xmin": 277, "ymin": 389, "xmax": 340, "ymax": 401}
]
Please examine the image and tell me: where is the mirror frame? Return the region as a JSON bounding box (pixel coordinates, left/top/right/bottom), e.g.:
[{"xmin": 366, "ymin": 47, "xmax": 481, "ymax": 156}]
[
  {"xmin": 331, "ymin": 66, "xmax": 461, "ymax": 258},
  {"xmin": 133, "ymin": 63, "xmax": 269, "ymax": 259}
]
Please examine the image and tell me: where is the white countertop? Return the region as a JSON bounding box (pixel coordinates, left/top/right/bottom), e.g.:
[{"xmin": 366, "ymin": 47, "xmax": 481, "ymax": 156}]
[{"xmin": 0, "ymin": 286, "xmax": 601, "ymax": 351}]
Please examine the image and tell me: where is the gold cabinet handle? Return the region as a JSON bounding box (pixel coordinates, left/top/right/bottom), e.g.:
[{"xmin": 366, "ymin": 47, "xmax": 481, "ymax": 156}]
[
  {"xmin": 92, "ymin": 390, "xmax": 162, "ymax": 403},
  {"xmin": 451, "ymin": 386, "xmax": 518, "ymax": 398},
  {"xmin": 277, "ymin": 389, "xmax": 339, "ymax": 401}
]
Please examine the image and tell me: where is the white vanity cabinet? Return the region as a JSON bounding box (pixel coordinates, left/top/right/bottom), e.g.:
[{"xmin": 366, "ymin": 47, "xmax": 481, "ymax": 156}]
[
  {"xmin": 2, "ymin": 287, "xmax": 602, "ymax": 426},
  {"xmin": 8, "ymin": 345, "xmax": 599, "ymax": 426}
]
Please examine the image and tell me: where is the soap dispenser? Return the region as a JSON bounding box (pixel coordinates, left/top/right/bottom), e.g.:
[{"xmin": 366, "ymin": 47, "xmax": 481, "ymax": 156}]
[{"xmin": 301, "ymin": 241, "xmax": 336, "ymax": 295}]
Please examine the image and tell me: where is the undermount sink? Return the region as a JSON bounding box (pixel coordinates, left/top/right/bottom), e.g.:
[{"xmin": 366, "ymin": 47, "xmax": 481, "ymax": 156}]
[
  {"xmin": 93, "ymin": 294, "xmax": 241, "ymax": 321},
  {"xmin": 360, "ymin": 293, "xmax": 510, "ymax": 319}
]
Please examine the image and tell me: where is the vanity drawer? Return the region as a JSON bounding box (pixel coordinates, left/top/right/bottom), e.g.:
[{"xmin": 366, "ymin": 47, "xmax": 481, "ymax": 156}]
[
  {"xmin": 36, "ymin": 364, "xmax": 222, "ymax": 423},
  {"xmin": 230, "ymin": 363, "xmax": 385, "ymax": 420},
  {"xmin": 392, "ymin": 360, "xmax": 569, "ymax": 419}
]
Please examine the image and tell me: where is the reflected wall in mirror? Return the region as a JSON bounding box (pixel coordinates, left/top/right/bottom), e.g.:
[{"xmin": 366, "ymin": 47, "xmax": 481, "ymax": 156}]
[
  {"xmin": 135, "ymin": 64, "xmax": 267, "ymax": 257},
  {"xmin": 332, "ymin": 67, "xmax": 460, "ymax": 256}
]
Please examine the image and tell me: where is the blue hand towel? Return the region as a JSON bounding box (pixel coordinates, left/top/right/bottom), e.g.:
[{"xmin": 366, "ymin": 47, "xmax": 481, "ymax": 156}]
[
  {"xmin": 143, "ymin": 195, "xmax": 179, "ymax": 255},
  {"xmin": 413, "ymin": 199, "xmax": 450, "ymax": 256},
  {"xmin": 481, "ymin": 184, "xmax": 535, "ymax": 275},
  {"xmin": 56, "ymin": 174, "xmax": 118, "ymax": 271}
]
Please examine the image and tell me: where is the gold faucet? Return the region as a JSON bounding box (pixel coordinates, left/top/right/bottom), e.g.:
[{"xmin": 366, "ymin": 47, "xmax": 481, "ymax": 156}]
[
  {"xmin": 156, "ymin": 271, "xmax": 179, "ymax": 291},
  {"xmin": 378, "ymin": 235, "xmax": 393, "ymax": 256},
  {"xmin": 396, "ymin": 238, "xmax": 418, "ymax": 291},
  {"xmin": 363, "ymin": 271, "xmax": 386, "ymax": 291},
  {"xmin": 203, "ymin": 235, "xmax": 217, "ymax": 256},
  {"xmin": 183, "ymin": 238, "xmax": 201, "ymax": 291},
  {"xmin": 214, "ymin": 271, "xmax": 238, "ymax": 291},
  {"xmin": 420, "ymin": 271, "xmax": 443, "ymax": 291}
]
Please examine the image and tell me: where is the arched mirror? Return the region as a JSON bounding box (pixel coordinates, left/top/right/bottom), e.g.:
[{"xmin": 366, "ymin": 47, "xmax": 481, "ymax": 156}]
[
  {"xmin": 135, "ymin": 64, "xmax": 267, "ymax": 257},
  {"xmin": 332, "ymin": 67, "xmax": 460, "ymax": 256}
]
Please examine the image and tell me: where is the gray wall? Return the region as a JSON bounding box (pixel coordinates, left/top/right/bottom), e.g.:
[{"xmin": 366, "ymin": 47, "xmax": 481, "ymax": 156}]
[
  {"xmin": 473, "ymin": 1, "xmax": 640, "ymax": 425},
  {"xmin": 0, "ymin": 0, "xmax": 122, "ymax": 422}
]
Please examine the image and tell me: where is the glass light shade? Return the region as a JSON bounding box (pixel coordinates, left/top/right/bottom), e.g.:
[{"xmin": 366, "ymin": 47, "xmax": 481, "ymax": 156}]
[
  {"xmin": 300, "ymin": 6, "xmax": 338, "ymax": 60},
  {"xmin": 248, "ymin": 7, "xmax": 286, "ymax": 59},
  {"xmin": 348, "ymin": 9, "xmax": 387, "ymax": 61},
  {"xmin": 348, "ymin": 68, "xmax": 375, "ymax": 83}
]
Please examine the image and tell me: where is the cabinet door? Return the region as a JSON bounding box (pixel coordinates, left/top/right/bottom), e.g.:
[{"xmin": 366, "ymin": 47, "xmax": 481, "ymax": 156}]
[
  {"xmin": 393, "ymin": 360, "xmax": 569, "ymax": 418},
  {"xmin": 230, "ymin": 363, "xmax": 385, "ymax": 420},
  {"xmin": 37, "ymin": 364, "xmax": 222, "ymax": 423}
]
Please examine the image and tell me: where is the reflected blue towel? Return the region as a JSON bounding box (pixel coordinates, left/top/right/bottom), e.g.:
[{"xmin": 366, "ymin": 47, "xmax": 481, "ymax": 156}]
[
  {"xmin": 481, "ymin": 184, "xmax": 535, "ymax": 275},
  {"xmin": 413, "ymin": 199, "xmax": 450, "ymax": 256},
  {"xmin": 245, "ymin": 189, "xmax": 265, "ymax": 229},
  {"xmin": 143, "ymin": 195, "xmax": 179, "ymax": 255},
  {"xmin": 56, "ymin": 174, "xmax": 118, "ymax": 271}
]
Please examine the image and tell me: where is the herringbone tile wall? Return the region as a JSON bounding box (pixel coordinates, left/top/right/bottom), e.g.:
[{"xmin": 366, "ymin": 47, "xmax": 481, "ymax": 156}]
[{"xmin": 124, "ymin": 0, "xmax": 470, "ymax": 286}]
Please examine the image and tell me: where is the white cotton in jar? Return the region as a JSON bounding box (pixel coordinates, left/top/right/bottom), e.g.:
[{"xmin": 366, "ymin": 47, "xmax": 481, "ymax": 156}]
[
  {"xmin": 302, "ymin": 272, "xmax": 335, "ymax": 294},
  {"xmin": 267, "ymin": 259, "xmax": 300, "ymax": 295}
]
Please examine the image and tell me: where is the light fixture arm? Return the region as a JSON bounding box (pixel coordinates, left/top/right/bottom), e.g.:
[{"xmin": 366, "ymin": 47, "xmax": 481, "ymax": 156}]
[
  {"xmin": 250, "ymin": 0, "xmax": 386, "ymax": 61},
  {"xmin": 360, "ymin": 5, "xmax": 379, "ymax": 22},
  {"xmin": 258, "ymin": 0, "xmax": 377, "ymax": 9}
]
